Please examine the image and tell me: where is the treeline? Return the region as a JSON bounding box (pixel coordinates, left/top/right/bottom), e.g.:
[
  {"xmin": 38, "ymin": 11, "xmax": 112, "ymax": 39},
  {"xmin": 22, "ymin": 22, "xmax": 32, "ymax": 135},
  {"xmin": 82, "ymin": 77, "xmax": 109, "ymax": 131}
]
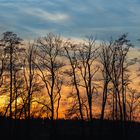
[{"xmin": 0, "ymin": 31, "xmax": 139, "ymax": 122}]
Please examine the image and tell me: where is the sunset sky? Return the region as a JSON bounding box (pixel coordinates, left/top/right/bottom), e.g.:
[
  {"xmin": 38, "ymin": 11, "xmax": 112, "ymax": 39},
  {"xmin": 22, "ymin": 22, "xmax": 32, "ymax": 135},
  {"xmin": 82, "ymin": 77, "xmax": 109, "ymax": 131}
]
[
  {"xmin": 0, "ymin": 0, "xmax": 140, "ymax": 45},
  {"xmin": 0, "ymin": 1, "xmax": 140, "ymax": 121}
]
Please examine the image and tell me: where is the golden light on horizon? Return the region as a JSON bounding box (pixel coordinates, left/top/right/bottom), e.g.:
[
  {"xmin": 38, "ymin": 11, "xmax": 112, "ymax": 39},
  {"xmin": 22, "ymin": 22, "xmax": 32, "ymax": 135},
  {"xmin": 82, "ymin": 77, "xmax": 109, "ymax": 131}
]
[{"xmin": 0, "ymin": 44, "xmax": 140, "ymax": 121}]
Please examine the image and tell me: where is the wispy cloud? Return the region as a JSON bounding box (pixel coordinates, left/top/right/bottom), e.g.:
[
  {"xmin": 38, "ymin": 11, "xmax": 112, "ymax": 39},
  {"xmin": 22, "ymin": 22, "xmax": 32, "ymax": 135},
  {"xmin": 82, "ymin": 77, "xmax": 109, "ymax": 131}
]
[{"xmin": 22, "ymin": 8, "xmax": 70, "ymax": 23}]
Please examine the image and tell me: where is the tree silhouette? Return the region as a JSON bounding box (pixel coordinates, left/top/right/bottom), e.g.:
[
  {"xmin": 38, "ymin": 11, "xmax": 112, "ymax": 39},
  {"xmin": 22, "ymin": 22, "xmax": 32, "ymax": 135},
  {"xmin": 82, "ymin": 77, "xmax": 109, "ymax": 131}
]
[
  {"xmin": 64, "ymin": 42, "xmax": 84, "ymax": 120},
  {"xmin": 99, "ymin": 40, "xmax": 113, "ymax": 121},
  {"xmin": 0, "ymin": 31, "xmax": 22, "ymax": 118},
  {"xmin": 35, "ymin": 33, "xmax": 65, "ymax": 120}
]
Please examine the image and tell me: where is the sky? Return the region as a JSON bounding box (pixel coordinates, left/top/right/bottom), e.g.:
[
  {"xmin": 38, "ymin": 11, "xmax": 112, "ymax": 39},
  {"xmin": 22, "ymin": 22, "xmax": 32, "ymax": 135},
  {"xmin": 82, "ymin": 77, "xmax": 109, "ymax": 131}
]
[{"xmin": 0, "ymin": 0, "xmax": 140, "ymax": 44}]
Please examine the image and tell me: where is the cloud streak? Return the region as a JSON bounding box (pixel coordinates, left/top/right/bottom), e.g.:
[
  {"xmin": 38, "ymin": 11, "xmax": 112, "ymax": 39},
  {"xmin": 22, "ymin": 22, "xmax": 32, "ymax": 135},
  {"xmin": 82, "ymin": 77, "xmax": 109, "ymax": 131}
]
[{"xmin": 23, "ymin": 8, "xmax": 69, "ymax": 23}]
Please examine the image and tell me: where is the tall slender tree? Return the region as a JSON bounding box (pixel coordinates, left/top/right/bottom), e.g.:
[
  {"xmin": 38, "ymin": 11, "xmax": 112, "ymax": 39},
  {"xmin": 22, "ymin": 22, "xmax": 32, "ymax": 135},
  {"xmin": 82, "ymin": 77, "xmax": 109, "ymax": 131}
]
[
  {"xmin": 0, "ymin": 31, "xmax": 22, "ymax": 118},
  {"xmin": 64, "ymin": 42, "xmax": 84, "ymax": 120},
  {"xmin": 77, "ymin": 36, "xmax": 99, "ymax": 121},
  {"xmin": 36, "ymin": 33, "xmax": 64, "ymax": 120},
  {"xmin": 99, "ymin": 40, "xmax": 113, "ymax": 120}
]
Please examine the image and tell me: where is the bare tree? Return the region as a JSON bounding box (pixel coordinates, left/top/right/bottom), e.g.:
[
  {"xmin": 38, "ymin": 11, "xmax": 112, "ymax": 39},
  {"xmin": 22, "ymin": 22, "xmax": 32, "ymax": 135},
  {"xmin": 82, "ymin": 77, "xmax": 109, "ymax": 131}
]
[
  {"xmin": 25, "ymin": 43, "xmax": 36, "ymax": 120},
  {"xmin": 35, "ymin": 33, "xmax": 64, "ymax": 120},
  {"xmin": 114, "ymin": 34, "xmax": 132, "ymax": 121},
  {"xmin": 127, "ymin": 87, "xmax": 140, "ymax": 121},
  {"xmin": 0, "ymin": 31, "xmax": 22, "ymax": 119},
  {"xmin": 64, "ymin": 42, "xmax": 84, "ymax": 120},
  {"xmin": 99, "ymin": 40, "xmax": 113, "ymax": 120},
  {"xmin": 98, "ymin": 34, "xmax": 133, "ymax": 122},
  {"xmin": 77, "ymin": 36, "xmax": 99, "ymax": 121}
]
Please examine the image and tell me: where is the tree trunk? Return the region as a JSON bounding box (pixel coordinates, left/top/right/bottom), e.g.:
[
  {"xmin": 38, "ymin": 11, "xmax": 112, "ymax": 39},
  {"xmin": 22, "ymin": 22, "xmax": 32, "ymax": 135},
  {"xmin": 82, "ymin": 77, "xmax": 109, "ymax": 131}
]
[{"xmin": 10, "ymin": 45, "xmax": 13, "ymax": 119}]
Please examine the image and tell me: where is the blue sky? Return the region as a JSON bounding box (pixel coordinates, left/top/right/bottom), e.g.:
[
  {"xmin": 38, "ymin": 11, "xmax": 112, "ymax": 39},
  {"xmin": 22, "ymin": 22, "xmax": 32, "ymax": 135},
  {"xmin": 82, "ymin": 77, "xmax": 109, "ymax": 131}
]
[{"xmin": 0, "ymin": 0, "xmax": 140, "ymax": 43}]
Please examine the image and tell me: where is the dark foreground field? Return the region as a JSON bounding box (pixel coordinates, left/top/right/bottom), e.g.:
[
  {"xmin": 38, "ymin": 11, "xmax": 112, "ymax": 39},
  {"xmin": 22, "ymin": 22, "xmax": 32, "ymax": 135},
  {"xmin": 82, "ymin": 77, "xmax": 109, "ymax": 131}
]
[{"xmin": 0, "ymin": 117, "xmax": 140, "ymax": 140}]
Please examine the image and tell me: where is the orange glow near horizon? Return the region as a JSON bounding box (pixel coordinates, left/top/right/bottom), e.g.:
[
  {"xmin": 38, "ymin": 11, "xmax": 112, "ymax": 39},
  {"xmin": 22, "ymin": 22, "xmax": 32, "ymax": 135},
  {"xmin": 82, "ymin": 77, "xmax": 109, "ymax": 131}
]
[{"xmin": 0, "ymin": 48, "xmax": 140, "ymax": 121}]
